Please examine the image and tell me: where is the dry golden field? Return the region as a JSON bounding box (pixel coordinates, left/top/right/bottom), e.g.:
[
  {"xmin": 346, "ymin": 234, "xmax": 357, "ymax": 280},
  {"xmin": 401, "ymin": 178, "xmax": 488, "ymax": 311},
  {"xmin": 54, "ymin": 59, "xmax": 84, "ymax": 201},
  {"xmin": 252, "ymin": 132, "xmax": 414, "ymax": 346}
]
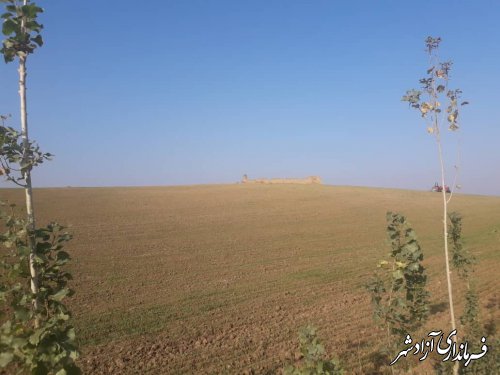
[{"xmin": 1, "ymin": 184, "xmax": 499, "ymax": 374}]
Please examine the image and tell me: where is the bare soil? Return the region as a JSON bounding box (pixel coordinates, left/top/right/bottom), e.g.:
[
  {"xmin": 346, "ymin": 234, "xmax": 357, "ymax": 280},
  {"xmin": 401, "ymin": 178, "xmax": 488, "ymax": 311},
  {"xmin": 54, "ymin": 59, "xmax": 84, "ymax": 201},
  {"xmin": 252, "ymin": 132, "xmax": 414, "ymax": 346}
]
[{"xmin": 2, "ymin": 185, "xmax": 499, "ymax": 374}]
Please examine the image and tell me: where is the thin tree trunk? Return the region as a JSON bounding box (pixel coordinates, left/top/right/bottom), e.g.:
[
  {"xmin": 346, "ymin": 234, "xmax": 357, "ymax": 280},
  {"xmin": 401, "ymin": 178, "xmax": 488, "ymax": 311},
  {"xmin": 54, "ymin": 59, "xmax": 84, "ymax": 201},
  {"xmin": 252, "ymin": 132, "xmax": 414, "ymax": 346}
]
[
  {"xmin": 436, "ymin": 131, "xmax": 458, "ymax": 375},
  {"xmin": 19, "ymin": 1, "xmax": 40, "ymax": 327}
]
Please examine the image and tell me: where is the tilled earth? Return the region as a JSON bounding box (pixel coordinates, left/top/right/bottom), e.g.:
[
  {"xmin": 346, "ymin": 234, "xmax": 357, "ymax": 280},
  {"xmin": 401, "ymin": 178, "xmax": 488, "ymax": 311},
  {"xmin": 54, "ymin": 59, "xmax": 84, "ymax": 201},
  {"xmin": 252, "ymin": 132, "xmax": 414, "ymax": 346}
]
[{"xmin": 2, "ymin": 185, "xmax": 499, "ymax": 374}]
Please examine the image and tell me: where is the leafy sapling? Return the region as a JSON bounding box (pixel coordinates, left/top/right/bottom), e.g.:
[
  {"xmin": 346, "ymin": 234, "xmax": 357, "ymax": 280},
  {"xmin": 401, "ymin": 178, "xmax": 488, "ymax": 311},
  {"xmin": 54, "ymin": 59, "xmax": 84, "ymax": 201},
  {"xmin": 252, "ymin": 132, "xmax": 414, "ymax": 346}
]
[
  {"xmin": 366, "ymin": 212, "xmax": 430, "ymax": 372},
  {"xmin": 0, "ymin": 203, "xmax": 80, "ymax": 374},
  {"xmin": 1, "ymin": 1, "xmax": 81, "ymax": 373},
  {"xmin": 402, "ymin": 37, "xmax": 468, "ymax": 375},
  {"xmin": 1, "ymin": 0, "xmax": 45, "ymax": 325},
  {"xmin": 447, "ymin": 213, "xmax": 496, "ymax": 375},
  {"xmin": 284, "ymin": 325, "xmax": 344, "ymax": 375}
]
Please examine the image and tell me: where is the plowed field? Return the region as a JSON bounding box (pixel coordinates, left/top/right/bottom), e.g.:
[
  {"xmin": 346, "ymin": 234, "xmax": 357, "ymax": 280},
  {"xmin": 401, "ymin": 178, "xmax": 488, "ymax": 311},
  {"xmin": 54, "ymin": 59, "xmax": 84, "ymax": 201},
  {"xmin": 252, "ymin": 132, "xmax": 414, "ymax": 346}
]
[{"xmin": 2, "ymin": 185, "xmax": 499, "ymax": 374}]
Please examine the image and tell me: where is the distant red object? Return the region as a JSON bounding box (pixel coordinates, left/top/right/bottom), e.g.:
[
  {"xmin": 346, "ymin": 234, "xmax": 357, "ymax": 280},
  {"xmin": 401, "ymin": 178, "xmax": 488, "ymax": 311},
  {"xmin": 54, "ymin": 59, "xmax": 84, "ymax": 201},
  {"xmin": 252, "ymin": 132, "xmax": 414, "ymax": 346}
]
[{"xmin": 431, "ymin": 182, "xmax": 451, "ymax": 193}]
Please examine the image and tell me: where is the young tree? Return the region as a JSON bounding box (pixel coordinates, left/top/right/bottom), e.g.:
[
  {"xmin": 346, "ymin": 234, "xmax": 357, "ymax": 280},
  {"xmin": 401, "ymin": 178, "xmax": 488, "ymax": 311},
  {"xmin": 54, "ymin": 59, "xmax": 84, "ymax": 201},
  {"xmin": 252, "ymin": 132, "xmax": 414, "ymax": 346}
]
[
  {"xmin": 402, "ymin": 36, "xmax": 468, "ymax": 375},
  {"xmin": 1, "ymin": 1, "xmax": 80, "ymax": 373},
  {"xmin": 284, "ymin": 325, "xmax": 344, "ymax": 375},
  {"xmin": 1, "ymin": 0, "xmax": 45, "ymax": 326},
  {"xmin": 366, "ymin": 212, "xmax": 430, "ymax": 373}
]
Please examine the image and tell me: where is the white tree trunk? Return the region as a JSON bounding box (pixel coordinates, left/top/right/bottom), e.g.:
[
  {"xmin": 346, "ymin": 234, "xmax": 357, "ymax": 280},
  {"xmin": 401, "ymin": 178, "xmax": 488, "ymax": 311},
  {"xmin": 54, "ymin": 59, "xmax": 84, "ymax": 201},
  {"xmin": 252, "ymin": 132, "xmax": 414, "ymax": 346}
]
[
  {"xmin": 19, "ymin": 1, "xmax": 41, "ymax": 326},
  {"xmin": 436, "ymin": 132, "xmax": 458, "ymax": 375}
]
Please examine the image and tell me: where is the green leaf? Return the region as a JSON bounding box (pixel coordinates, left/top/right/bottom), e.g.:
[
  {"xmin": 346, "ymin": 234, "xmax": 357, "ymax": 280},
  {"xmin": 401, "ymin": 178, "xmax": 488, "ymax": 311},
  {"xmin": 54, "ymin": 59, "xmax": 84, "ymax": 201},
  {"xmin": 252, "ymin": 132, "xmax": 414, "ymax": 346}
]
[
  {"xmin": 36, "ymin": 242, "xmax": 51, "ymax": 252},
  {"xmin": 392, "ymin": 269, "xmax": 404, "ymax": 280},
  {"xmin": 68, "ymin": 351, "xmax": 79, "ymax": 362},
  {"xmin": 18, "ymin": 245, "xmax": 30, "ymax": 256},
  {"xmin": 316, "ymin": 361, "xmax": 324, "ymax": 372},
  {"xmin": 32, "ymin": 34, "xmax": 43, "ymax": 47},
  {"xmin": 395, "ymin": 261, "xmax": 406, "ymax": 268},
  {"xmin": 32, "ymin": 363, "xmax": 49, "ymax": 375},
  {"xmin": 57, "ymin": 311, "xmax": 70, "ymax": 321},
  {"xmin": 0, "ymin": 352, "xmax": 13, "ymax": 367},
  {"xmin": 49, "ymin": 288, "xmax": 70, "ymax": 302},
  {"xmin": 33, "ymin": 253, "xmax": 47, "ymax": 264},
  {"xmin": 21, "ymin": 4, "xmax": 40, "ymax": 18},
  {"xmin": 2, "ymin": 18, "xmax": 17, "ymax": 35},
  {"xmin": 66, "ymin": 327, "xmax": 76, "ymax": 341},
  {"xmin": 11, "ymin": 337, "xmax": 28, "ymax": 349},
  {"xmin": 407, "ymin": 262, "xmax": 421, "ymax": 272},
  {"xmin": 29, "ymin": 327, "xmax": 45, "ymax": 345},
  {"xmin": 14, "ymin": 307, "xmax": 30, "ymax": 321},
  {"xmin": 56, "ymin": 251, "xmax": 70, "ymax": 261},
  {"xmin": 403, "ymin": 241, "xmax": 419, "ymax": 254}
]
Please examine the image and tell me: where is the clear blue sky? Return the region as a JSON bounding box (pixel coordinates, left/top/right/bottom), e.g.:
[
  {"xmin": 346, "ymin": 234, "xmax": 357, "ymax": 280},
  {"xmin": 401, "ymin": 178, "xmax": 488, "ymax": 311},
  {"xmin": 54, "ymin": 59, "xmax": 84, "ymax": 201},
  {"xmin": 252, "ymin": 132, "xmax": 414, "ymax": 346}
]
[{"xmin": 1, "ymin": 0, "xmax": 499, "ymax": 195}]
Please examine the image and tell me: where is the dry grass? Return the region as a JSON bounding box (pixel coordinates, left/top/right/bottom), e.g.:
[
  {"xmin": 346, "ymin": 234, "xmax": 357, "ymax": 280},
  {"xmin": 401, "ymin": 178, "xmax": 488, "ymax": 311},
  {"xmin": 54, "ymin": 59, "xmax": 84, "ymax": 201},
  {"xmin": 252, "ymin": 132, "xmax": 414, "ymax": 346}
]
[{"xmin": 1, "ymin": 184, "xmax": 499, "ymax": 374}]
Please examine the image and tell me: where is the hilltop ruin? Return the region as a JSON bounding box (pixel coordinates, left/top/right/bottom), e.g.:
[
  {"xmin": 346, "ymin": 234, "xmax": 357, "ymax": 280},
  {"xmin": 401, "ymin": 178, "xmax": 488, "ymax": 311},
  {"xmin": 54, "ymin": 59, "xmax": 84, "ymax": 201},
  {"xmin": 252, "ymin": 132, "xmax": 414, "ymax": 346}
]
[{"xmin": 241, "ymin": 174, "xmax": 322, "ymax": 185}]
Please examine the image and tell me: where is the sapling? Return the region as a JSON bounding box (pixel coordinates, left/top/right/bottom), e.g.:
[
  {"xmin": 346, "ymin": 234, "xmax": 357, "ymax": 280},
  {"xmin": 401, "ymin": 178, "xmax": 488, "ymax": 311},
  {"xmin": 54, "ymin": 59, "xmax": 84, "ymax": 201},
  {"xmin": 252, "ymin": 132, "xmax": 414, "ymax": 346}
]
[
  {"xmin": 366, "ymin": 212, "xmax": 429, "ymax": 373},
  {"xmin": 1, "ymin": 1, "xmax": 80, "ymax": 373},
  {"xmin": 402, "ymin": 36, "xmax": 467, "ymax": 375},
  {"xmin": 447, "ymin": 213, "xmax": 496, "ymax": 375},
  {"xmin": 1, "ymin": 0, "xmax": 45, "ymax": 326},
  {"xmin": 448, "ymin": 212, "xmax": 479, "ymax": 339},
  {"xmin": 284, "ymin": 325, "xmax": 344, "ymax": 375}
]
